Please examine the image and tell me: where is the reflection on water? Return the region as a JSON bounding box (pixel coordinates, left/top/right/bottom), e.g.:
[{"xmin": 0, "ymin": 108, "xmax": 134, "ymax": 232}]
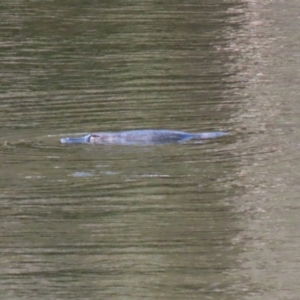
[{"xmin": 1, "ymin": 0, "xmax": 300, "ymax": 299}]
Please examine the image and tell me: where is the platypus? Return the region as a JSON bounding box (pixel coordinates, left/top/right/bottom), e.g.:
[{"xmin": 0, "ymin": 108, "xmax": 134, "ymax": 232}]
[{"xmin": 60, "ymin": 130, "xmax": 227, "ymax": 145}]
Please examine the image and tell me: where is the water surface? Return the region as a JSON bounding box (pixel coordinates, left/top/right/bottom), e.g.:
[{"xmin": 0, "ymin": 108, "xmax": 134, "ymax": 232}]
[{"xmin": 1, "ymin": 1, "xmax": 300, "ymax": 299}]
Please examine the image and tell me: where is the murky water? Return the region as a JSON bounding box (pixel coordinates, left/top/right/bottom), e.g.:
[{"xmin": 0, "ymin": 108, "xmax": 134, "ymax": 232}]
[{"xmin": 1, "ymin": 1, "xmax": 300, "ymax": 299}]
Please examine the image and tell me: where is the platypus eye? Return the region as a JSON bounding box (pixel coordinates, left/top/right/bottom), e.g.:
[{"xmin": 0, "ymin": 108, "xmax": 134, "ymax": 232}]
[
  {"xmin": 88, "ymin": 134, "xmax": 99, "ymax": 143},
  {"xmin": 86, "ymin": 134, "xmax": 95, "ymax": 143}
]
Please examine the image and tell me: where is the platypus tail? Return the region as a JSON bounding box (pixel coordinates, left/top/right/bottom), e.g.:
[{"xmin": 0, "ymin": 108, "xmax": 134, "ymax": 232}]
[{"xmin": 194, "ymin": 132, "xmax": 227, "ymax": 140}]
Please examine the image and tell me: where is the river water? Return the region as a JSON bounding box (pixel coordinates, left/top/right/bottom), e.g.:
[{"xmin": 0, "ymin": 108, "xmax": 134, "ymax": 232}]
[{"xmin": 1, "ymin": 1, "xmax": 300, "ymax": 299}]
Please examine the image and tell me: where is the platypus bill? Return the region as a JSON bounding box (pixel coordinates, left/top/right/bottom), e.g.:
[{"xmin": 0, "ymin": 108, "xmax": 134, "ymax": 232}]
[{"xmin": 60, "ymin": 129, "xmax": 227, "ymax": 145}]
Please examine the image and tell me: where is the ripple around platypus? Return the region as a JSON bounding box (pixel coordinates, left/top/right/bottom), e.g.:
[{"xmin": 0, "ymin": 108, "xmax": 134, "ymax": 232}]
[{"xmin": 60, "ymin": 129, "xmax": 227, "ymax": 145}]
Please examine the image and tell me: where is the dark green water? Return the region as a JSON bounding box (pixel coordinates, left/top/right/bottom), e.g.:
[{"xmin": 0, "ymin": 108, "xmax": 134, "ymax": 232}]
[{"xmin": 1, "ymin": 1, "xmax": 300, "ymax": 299}]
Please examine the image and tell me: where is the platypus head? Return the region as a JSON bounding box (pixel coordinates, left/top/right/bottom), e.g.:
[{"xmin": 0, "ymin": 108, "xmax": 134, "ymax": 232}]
[{"xmin": 60, "ymin": 134, "xmax": 92, "ymax": 144}]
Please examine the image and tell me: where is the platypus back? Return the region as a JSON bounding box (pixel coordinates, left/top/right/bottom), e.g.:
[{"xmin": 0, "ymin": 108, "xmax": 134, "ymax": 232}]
[{"xmin": 60, "ymin": 129, "xmax": 227, "ymax": 145}]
